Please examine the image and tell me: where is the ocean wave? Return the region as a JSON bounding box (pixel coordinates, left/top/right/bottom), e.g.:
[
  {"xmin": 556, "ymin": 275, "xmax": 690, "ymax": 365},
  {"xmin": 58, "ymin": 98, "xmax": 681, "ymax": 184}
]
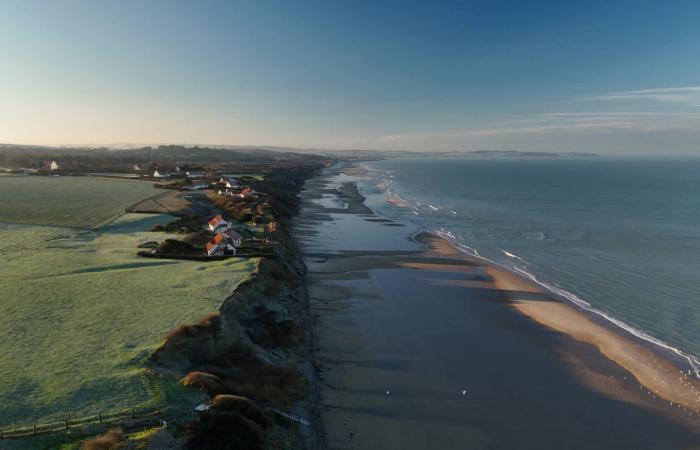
[
  {"xmin": 364, "ymin": 161, "xmax": 700, "ymax": 379},
  {"xmin": 434, "ymin": 229, "xmax": 700, "ymax": 378},
  {"xmin": 512, "ymin": 266, "xmax": 700, "ymax": 378},
  {"xmin": 501, "ymin": 250, "xmax": 523, "ymax": 260}
]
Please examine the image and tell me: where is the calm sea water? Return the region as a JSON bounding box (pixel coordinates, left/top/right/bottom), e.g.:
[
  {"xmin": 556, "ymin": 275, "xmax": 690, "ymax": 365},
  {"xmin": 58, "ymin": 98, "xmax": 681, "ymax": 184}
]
[{"xmin": 362, "ymin": 157, "xmax": 700, "ymax": 374}]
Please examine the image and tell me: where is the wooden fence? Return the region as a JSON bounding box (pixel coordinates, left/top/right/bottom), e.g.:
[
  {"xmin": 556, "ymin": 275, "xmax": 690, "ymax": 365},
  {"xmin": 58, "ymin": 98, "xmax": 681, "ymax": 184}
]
[{"xmin": 0, "ymin": 407, "xmax": 161, "ymax": 440}]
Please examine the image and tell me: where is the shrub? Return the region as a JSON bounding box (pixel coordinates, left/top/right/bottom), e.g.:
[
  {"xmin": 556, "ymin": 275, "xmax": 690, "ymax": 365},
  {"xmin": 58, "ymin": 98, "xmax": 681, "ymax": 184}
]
[
  {"xmin": 165, "ymin": 313, "xmax": 220, "ymax": 341},
  {"xmin": 81, "ymin": 428, "xmax": 123, "ymax": 450},
  {"xmin": 181, "ymin": 371, "xmax": 225, "ymax": 395}
]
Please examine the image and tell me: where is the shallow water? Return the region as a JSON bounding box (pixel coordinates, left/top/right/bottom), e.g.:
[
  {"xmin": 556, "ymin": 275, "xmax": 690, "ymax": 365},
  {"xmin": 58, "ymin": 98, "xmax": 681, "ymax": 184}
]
[
  {"xmin": 296, "ymin": 164, "xmax": 699, "ymax": 450},
  {"xmin": 363, "ymin": 157, "xmax": 700, "ymax": 374}
]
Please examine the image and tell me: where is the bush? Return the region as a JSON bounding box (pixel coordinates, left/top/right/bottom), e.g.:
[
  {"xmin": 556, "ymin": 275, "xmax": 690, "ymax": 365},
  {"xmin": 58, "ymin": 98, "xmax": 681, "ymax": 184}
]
[
  {"xmin": 181, "ymin": 371, "xmax": 226, "ymax": 395},
  {"xmin": 81, "ymin": 428, "xmax": 123, "ymax": 450},
  {"xmin": 165, "ymin": 313, "xmax": 220, "ymax": 341},
  {"xmin": 157, "ymin": 239, "xmax": 199, "ymax": 255}
]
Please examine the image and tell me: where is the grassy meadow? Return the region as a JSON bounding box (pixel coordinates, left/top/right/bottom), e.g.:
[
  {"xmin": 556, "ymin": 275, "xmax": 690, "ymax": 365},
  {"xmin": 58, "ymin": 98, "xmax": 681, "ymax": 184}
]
[
  {"xmin": 0, "ymin": 175, "xmax": 162, "ymax": 227},
  {"xmin": 0, "ymin": 178, "xmax": 256, "ymax": 430}
]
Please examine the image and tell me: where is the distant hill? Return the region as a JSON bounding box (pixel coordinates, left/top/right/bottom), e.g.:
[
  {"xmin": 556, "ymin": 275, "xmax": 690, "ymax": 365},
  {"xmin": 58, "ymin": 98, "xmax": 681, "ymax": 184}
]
[
  {"xmin": 0, "ymin": 144, "xmax": 326, "ymax": 173},
  {"xmin": 319, "ymin": 149, "xmax": 599, "ymax": 160},
  {"xmin": 0, "ymin": 143, "xmax": 598, "ymax": 171}
]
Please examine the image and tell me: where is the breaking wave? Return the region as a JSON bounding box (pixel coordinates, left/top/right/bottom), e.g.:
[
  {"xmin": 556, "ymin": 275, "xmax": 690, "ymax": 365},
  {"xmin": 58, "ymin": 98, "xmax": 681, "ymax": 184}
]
[{"xmin": 363, "ymin": 163, "xmax": 700, "ymax": 378}]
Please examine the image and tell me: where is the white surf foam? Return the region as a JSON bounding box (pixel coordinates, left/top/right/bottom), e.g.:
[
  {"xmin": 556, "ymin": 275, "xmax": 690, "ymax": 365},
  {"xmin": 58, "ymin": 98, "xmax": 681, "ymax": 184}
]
[
  {"xmin": 501, "ymin": 250, "xmax": 523, "ymax": 260},
  {"xmin": 434, "ymin": 229, "xmax": 700, "ymax": 378},
  {"xmin": 365, "ymin": 163, "xmax": 700, "ymax": 379}
]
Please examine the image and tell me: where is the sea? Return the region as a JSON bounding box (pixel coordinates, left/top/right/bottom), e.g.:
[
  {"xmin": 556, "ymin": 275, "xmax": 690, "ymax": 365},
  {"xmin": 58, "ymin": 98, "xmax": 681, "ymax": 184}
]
[{"xmin": 359, "ymin": 157, "xmax": 700, "ymax": 376}]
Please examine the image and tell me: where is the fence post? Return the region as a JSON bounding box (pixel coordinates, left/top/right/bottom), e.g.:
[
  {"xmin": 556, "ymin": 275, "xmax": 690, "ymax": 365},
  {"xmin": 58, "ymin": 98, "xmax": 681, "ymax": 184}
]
[
  {"xmin": 98, "ymin": 411, "xmax": 102, "ymax": 423},
  {"xmin": 33, "ymin": 424, "xmax": 37, "ymax": 435},
  {"xmin": 65, "ymin": 419, "xmax": 69, "ymax": 430},
  {"xmin": 1, "ymin": 429, "xmax": 4, "ymax": 439},
  {"xmin": 132, "ymin": 407, "xmax": 136, "ymax": 418}
]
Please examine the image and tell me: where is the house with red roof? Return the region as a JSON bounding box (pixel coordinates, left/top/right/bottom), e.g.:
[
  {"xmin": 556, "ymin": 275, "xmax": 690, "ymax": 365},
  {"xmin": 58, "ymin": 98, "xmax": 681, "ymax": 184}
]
[
  {"xmin": 207, "ymin": 214, "xmax": 229, "ymax": 233},
  {"xmin": 206, "ymin": 232, "xmax": 236, "ymax": 257}
]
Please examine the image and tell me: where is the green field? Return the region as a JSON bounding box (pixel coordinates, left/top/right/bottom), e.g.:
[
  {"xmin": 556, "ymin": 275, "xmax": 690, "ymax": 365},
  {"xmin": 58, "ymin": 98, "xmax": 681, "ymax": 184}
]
[
  {"xmin": 0, "ymin": 178, "xmax": 256, "ymax": 431},
  {"xmin": 0, "ymin": 175, "xmax": 162, "ymax": 227}
]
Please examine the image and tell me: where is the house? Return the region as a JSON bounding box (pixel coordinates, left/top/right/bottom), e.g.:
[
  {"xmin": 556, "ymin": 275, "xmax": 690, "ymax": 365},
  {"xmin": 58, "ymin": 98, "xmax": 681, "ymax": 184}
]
[
  {"xmin": 206, "ymin": 233, "xmax": 236, "ymax": 256},
  {"xmin": 239, "ymin": 187, "xmax": 257, "ymax": 199},
  {"xmin": 186, "ymin": 171, "xmax": 205, "ymax": 179},
  {"xmin": 49, "ymin": 160, "xmax": 59, "ymax": 171},
  {"xmin": 222, "ymin": 227, "xmax": 243, "ymax": 247},
  {"xmin": 153, "ymin": 169, "xmax": 163, "ymax": 178},
  {"xmin": 207, "ymin": 214, "xmax": 229, "ymax": 233},
  {"xmin": 219, "ymin": 177, "xmax": 240, "ymax": 188}
]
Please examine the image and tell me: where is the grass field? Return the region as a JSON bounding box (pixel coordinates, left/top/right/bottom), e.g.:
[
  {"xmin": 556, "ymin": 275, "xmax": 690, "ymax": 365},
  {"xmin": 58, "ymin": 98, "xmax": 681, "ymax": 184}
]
[
  {"xmin": 0, "ymin": 214, "xmax": 254, "ymax": 425},
  {"xmin": 0, "ymin": 211, "xmax": 256, "ymax": 430},
  {"xmin": 0, "ymin": 176, "xmax": 162, "ymax": 227}
]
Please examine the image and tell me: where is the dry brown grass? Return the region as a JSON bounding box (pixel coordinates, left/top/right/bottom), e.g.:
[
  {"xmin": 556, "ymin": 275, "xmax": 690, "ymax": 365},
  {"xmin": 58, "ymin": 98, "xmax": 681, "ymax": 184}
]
[
  {"xmin": 165, "ymin": 313, "xmax": 220, "ymax": 341},
  {"xmin": 181, "ymin": 371, "xmax": 226, "ymax": 394},
  {"xmin": 81, "ymin": 428, "xmax": 123, "ymax": 450},
  {"xmin": 180, "ymin": 343, "xmax": 307, "ymax": 407}
]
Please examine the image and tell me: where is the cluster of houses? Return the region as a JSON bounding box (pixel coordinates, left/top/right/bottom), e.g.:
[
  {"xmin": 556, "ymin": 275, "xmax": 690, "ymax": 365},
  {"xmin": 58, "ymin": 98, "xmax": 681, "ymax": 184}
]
[
  {"xmin": 144, "ymin": 164, "xmax": 207, "ymax": 179},
  {"xmin": 139, "ymin": 168, "xmax": 258, "ymax": 199},
  {"xmin": 206, "ymin": 215, "xmax": 243, "ymax": 257},
  {"xmin": 217, "ymin": 176, "xmax": 257, "ymax": 199}
]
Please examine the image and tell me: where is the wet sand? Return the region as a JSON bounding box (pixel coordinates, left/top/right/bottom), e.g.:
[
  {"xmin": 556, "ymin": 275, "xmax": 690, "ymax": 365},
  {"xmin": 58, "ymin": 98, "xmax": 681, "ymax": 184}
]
[{"xmin": 294, "ymin": 164, "xmax": 700, "ymax": 449}]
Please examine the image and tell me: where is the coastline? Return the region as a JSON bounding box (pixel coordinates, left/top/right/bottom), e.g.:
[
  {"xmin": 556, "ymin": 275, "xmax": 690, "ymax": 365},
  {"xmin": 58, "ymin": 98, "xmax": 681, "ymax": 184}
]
[
  {"xmin": 297, "ymin": 162, "xmax": 700, "ymax": 449},
  {"xmin": 362, "ymin": 160, "xmax": 700, "ymax": 415},
  {"xmin": 417, "ymin": 231, "xmax": 700, "ymax": 419}
]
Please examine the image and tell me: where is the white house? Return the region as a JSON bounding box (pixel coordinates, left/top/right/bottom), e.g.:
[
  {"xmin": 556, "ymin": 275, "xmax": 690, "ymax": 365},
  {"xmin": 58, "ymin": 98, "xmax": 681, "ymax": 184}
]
[
  {"xmin": 50, "ymin": 160, "xmax": 59, "ymax": 171},
  {"xmin": 153, "ymin": 170, "xmax": 163, "ymax": 178},
  {"xmin": 133, "ymin": 164, "xmax": 142, "ymax": 171},
  {"xmin": 219, "ymin": 177, "xmax": 240, "ymax": 188}
]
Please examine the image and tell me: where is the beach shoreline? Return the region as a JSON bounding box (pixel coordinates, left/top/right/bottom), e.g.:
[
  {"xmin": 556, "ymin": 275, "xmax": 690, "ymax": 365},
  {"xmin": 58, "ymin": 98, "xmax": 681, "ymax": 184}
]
[
  {"xmin": 298, "ymin": 162, "xmax": 700, "ymax": 449},
  {"xmin": 415, "ymin": 230, "xmax": 700, "ymax": 422}
]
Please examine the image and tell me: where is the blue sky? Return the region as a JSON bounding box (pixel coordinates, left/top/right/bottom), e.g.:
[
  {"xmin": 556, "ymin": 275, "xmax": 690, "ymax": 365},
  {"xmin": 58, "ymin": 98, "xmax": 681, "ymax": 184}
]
[{"xmin": 1, "ymin": 0, "xmax": 699, "ymax": 153}]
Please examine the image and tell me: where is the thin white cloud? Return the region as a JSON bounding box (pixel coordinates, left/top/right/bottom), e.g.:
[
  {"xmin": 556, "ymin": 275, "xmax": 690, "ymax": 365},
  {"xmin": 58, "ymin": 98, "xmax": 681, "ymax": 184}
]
[
  {"xmin": 581, "ymin": 86, "xmax": 700, "ymax": 103},
  {"xmin": 380, "ymin": 111, "xmax": 700, "ymax": 142}
]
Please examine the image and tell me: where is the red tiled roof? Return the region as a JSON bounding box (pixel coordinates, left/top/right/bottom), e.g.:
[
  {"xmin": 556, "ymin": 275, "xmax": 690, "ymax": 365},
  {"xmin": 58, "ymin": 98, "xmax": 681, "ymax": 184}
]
[
  {"xmin": 212, "ymin": 233, "xmax": 225, "ymax": 245},
  {"xmin": 208, "ymin": 214, "xmax": 224, "ymax": 226}
]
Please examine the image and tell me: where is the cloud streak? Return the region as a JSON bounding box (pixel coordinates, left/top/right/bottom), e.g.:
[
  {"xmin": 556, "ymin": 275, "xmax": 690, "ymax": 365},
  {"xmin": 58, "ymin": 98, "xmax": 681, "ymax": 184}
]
[
  {"xmin": 380, "ymin": 111, "xmax": 700, "ymax": 143},
  {"xmin": 581, "ymin": 86, "xmax": 700, "ymax": 103}
]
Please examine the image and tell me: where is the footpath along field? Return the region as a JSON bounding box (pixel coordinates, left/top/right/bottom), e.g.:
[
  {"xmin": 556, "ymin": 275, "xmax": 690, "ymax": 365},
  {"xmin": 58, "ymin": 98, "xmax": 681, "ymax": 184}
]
[{"xmin": 0, "ymin": 177, "xmax": 256, "ymax": 430}]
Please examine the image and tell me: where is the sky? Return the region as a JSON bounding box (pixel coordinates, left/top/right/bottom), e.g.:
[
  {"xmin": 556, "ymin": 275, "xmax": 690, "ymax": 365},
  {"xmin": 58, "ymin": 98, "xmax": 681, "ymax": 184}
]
[{"xmin": 1, "ymin": 0, "xmax": 699, "ymax": 154}]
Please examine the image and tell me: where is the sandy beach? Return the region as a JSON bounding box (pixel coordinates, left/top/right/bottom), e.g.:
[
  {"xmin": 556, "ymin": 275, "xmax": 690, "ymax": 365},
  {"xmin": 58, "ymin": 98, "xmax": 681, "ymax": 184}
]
[{"xmin": 294, "ymin": 163, "xmax": 700, "ymax": 449}]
